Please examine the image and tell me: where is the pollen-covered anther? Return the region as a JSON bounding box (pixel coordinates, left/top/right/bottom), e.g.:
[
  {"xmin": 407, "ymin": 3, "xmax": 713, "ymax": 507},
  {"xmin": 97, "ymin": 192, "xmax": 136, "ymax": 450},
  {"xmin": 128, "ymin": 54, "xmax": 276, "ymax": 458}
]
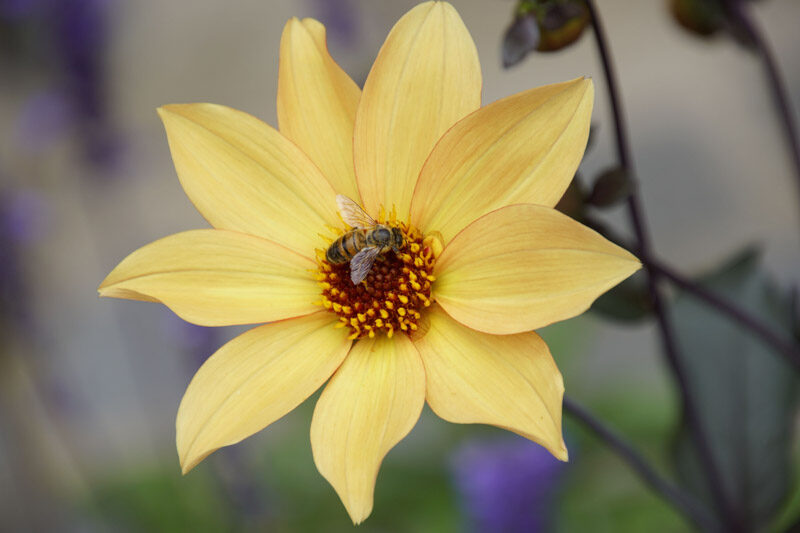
[{"xmin": 316, "ymin": 220, "xmax": 436, "ymax": 339}]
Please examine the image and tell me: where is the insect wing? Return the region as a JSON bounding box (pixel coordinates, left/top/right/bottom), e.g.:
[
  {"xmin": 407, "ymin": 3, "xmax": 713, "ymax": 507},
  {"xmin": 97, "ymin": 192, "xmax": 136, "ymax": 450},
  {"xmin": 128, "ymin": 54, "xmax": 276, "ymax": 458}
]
[
  {"xmin": 337, "ymin": 194, "xmax": 376, "ymax": 229},
  {"xmin": 349, "ymin": 246, "xmax": 380, "ymax": 284}
]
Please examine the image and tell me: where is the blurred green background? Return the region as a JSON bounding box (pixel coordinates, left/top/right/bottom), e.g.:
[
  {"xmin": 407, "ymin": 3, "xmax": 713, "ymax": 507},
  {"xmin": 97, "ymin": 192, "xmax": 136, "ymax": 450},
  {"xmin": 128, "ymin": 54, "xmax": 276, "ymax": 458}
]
[{"xmin": 1, "ymin": 0, "xmax": 798, "ymax": 531}]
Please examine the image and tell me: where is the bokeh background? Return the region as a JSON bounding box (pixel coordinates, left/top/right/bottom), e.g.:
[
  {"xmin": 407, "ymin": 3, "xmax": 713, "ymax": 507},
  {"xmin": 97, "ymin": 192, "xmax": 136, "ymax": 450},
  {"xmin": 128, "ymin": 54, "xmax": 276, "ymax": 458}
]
[{"xmin": 1, "ymin": 0, "xmax": 798, "ymax": 531}]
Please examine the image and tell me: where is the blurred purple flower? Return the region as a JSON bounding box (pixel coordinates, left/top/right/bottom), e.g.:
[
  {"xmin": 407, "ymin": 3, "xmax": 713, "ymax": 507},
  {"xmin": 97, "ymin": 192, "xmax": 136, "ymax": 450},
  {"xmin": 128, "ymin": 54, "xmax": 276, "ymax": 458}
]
[
  {"xmin": 50, "ymin": 0, "xmax": 124, "ymax": 171},
  {"xmin": 5, "ymin": 0, "xmax": 124, "ymax": 172},
  {"xmin": 163, "ymin": 315, "xmax": 222, "ymax": 368},
  {"xmin": 0, "ymin": 188, "xmax": 47, "ymax": 330},
  {"xmin": 16, "ymin": 89, "xmax": 74, "ymax": 152},
  {"xmin": 0, "ymin": 0, "xmax": 40, "ymax": 19},
  {"xmin": 309, "ymin": 0, "xmax": 359, "ymax": 47},
  {"xmin": 51, "ymin": 0, "xmax": 108, "ymax": 119},
  {"xmin": 451, "ymin": 436, "xmax": 567, "ymax": 533}
]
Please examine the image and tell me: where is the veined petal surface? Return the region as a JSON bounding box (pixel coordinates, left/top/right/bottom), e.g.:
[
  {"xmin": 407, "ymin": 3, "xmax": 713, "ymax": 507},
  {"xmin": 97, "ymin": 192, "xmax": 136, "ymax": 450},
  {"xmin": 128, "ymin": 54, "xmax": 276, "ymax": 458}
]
[
  {"xmin": 98, "ymin": 230, "xmax": 318, "ymax": 326},
  {"xmin": 414, "ymin": 305, "xmax": 567, "ymax": 460},
  {"xmin": 411, "ymin": 78, "xmax": 593, "ymax": 243},
  {"xmin": 310, "ymin": 335, "xmax": 425, "ymax": 524},
  {"xmin": 435, "ymin": 204, "xmax": 641, "ymax": 334},
  {"xmin": 278, "ymin": 17, "xmax": 361, "ymax": 200},
  {"xmin": 177, "ymin": 312, "xmax": 351, "ymax": 473},
  {"xmin": 158, "ymin": 104, "xmax": 339, "ymax": 257},
  {"xmin": 354, "ymin": 1, "xmax": 481, "ymax": 221}
]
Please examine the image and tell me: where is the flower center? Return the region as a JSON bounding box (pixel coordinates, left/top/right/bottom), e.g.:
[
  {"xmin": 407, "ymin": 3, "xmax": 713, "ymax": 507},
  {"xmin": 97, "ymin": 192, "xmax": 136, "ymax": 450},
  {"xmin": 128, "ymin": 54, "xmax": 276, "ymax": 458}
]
[{"xmin": 316, "ymin": 222, "xmax": 436, "ymax": 340}]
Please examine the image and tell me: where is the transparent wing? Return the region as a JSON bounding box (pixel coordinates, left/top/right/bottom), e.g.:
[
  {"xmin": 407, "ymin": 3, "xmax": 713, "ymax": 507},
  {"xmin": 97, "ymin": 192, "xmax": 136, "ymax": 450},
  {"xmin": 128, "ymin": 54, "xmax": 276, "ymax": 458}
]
[
  {"xmin": 337, "ymin": 194, "xmax": 376, "ymax": 229},
  {"xmin": 350, "ymin": 246, "xmax": 381, "ymax": 285}
]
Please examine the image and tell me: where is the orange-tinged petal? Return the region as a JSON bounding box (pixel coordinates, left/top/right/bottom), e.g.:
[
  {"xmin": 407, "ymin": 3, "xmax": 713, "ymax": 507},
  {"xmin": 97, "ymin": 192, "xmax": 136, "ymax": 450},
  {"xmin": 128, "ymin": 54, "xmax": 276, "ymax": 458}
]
[
  {"xmin": 98, "ymin": 230, "xmax": 318, "ymax": 326},
  {"xmin": 177, "ymin": 312, "xmax": 352, "ymax": 473},
  {"xmin": 158, "ymin": 104, "xmax": 339, "ymax": 256},
  {"xmin": 277, "ymin": 17, "xmax": 361, "ymax": 200},
  {"xmin": 414, "ymin": 305, "xmax": 567, "ymax": 460},
  {"xmin": 435, "ymin": 204, "xmax": 641, "ymax": 334},
  {"xmin": 310, "ymin": 335, "xmax": 425, "ymax": 524},
  {"xmin": 354, "ymin": 1, "xmax": 481, "ymax": 222},
  {"xmin": 411, "ymin": 78, "xmax": 593, "ymax": 243}
]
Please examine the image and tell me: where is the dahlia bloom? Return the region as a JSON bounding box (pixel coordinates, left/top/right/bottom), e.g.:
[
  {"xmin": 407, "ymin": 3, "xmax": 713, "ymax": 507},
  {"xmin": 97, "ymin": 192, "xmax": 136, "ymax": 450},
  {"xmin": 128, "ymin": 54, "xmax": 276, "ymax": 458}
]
[{"xmin": 99, "ymin": 1, "xmax": 639, "ymax": 523}]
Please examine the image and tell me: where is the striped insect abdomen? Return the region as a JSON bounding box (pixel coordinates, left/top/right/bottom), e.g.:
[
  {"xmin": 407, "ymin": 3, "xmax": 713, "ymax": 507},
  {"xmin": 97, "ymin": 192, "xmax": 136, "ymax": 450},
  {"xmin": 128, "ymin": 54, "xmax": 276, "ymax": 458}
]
[{"xmin": 326, "ymin": 229, "xmax": 366, "ymax": 264}]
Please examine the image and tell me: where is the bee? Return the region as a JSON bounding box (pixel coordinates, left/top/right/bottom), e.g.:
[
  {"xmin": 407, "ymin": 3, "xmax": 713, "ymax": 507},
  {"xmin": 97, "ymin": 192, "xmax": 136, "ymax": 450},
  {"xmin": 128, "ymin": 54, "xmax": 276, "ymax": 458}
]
[{"xmin": 326, "ymin": 195, "xmax": 406, "ymax": 285}]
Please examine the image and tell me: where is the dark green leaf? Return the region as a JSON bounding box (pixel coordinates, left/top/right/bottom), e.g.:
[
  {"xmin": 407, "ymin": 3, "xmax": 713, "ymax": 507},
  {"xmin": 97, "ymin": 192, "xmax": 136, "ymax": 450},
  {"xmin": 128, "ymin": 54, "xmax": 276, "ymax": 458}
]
[
  {"xmin": 555, "ymin": 174, "xmax": 587, "ymax": 220},
  {"xmin": 670, "ymin": 248, "xmax": 798, "ymax": 529},
  {"xmin": 587, "ymin": 166, "xmax": 634, "ymax": 208},
  {"xmin": 670, "ymin": 0, "xmax": 725, "ymax": 37},
  {"xmin": 591, "ymin": 272, "xmax": 652, "ymax": 322}
]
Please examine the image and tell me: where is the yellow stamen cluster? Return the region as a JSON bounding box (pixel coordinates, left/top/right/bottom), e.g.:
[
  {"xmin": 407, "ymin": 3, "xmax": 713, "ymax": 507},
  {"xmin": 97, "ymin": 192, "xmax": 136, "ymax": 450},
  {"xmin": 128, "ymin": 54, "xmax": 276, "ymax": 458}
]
[{"xmin": 316, "ymin": 222, "xmax": 436, "ymax": 340}]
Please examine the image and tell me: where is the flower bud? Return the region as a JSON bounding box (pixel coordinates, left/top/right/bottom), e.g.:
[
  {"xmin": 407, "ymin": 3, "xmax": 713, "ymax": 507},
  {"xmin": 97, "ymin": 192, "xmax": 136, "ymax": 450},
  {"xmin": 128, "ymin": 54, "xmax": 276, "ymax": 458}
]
[
  {"xmin": 670, "ymin": 0, "xmax": 725, "ymax": 37},
  {"xmin": 502, "ymin": 0, "xmax": 589, "ymax": 68}
]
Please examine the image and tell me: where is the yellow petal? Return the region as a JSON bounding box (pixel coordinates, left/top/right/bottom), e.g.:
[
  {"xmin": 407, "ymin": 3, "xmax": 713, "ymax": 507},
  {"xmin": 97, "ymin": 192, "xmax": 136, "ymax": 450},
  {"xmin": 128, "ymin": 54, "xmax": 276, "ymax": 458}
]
[
  {"xmin": 354, "ymin": 1, "xmax": 481, "ymax": 222},
  {"xmin": 435, "ymin": 204, "xmax": 641, "ymax": 334},
  {"xmin": 310, "ymin": 335, "xmax": 425, "ymax": 524},
  {"xmin": 158, "ymin": 103, "xmax": 339, "ymax": 256},
  {"xmin": 177, "ymin": 312, "xmax": 351, "ymax": 473},
  {"xmin": 277, "ymin": 17, "xmax": 361, "ymax": 200},
  {"xmin": 98, "ymin": 230, "xmax": 319, "ymax": 326},
  {"xmin": 411, "ymin": 78, "xmax": 594, "ymax": 243},
  {"xmin": 414, "ymin": 305, "xmax": 567, "ymax": 460}
]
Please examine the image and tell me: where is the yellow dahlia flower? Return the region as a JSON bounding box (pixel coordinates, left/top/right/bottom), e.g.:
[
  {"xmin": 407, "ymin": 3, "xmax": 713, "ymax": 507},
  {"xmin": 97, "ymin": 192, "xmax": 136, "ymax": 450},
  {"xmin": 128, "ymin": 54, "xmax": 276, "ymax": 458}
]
[{"xmin": 99, "ymin": 1, "xmax": 639, "ymax": 524}]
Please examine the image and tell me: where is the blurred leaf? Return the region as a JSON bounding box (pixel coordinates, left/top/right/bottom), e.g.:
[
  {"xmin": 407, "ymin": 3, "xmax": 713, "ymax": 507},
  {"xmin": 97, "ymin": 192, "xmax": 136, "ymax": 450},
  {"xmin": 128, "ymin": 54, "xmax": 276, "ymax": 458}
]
[
  {"xmin": 560, "ymin": 393, "xmax": 689, "ymax": 532},
  {"xmin": 586, "ymin": 122, "xmax": 599, "ymax": 153},
  {"xmin": 591, "ymin": 272, "xmax": 652, "ymax": 322},
  {"xmin": 670, "ymin": 248, "xmax": 799, "ymax": 529},
  {"xmin": 670, "ymin": 0, "xmax": 725, "ymax": 37},
  {"xmin": 555, "ymin": 175, "xmax": 587, "ymax": 220},
  {"xmin": 587, "ymin": 166, "xmax": 634, "ymax": 207},
  {"xmin": 669, "ymin": 0, "xmax": 764, "ymax": 48},
  {"xmin": 83, "ymin": 467, "xmax": 236, "ymax": 532}
]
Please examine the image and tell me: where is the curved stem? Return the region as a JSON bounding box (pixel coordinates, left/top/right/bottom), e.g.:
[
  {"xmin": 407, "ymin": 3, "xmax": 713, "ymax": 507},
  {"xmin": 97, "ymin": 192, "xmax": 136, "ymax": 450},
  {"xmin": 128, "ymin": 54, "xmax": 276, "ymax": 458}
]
[
  {"xmin": 725, "ymin": 0, "xmax": 800, "ymax": 208},
  {"xmin": 648, "ymin": 258, "xmax": 800, "ymax": 370},
  {"xmin": 583, "ymin": 1, "xmax": 740, "ymax": 528},
  {"xmin": 563, "ymin": 396, "xmax": 718, "ymax": 531},
  {"xmin": 585, "ymin": 214, "xmax": 800, "ymax": 372}
]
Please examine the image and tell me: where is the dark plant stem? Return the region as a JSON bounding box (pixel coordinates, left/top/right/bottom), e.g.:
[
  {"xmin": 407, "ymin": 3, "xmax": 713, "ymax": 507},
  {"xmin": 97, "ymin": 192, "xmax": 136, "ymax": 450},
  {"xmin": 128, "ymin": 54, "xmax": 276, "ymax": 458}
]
[
  {"xmin": 585, "ymin": 214, "xmax": 800, "ymax": 371},
  {"xmin": 649, "ymin": 259, "xmax": 800, "ymax": 370},
  {"xmin": 583, "ymin": 1, "xmax": 740, "ymax": 529},
  {"xmin": 563, "ymin": 396, "xmax": 718, "ymax": 531},
  {"xmin": 725, "ymin": 0, "xmax": 800, "ymax": 207}
]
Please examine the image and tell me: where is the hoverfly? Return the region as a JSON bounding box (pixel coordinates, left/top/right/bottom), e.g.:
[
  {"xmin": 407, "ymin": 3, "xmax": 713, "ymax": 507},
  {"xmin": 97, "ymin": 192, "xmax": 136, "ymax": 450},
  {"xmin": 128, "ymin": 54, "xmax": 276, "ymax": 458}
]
[{"xmin": 326, "ymin": 195, "xmax": 406, "ymax": 285}]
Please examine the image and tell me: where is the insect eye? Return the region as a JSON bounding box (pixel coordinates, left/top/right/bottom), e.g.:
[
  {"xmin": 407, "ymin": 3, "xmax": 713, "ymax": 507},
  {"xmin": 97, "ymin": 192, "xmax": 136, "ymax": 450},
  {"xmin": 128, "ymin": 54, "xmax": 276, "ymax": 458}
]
[{"xmin": 375, "ymin": 228, "xmax": 390, "ymax": 242}]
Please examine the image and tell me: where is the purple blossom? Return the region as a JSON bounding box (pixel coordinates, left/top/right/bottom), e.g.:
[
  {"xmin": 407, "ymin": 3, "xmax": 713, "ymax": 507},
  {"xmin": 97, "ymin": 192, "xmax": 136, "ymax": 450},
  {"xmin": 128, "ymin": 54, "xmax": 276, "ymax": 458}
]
[
  {"xmin": 4, "ymin": 0, "xmax": 124, "ymax": 172},
  {"xmin": 309, "ymin": 0, "xmax": 359, "ymax": 47},
  {"xmin": 0, "ymin": 0, "xmax": 41, "ymax": 19},
  {"xmin": 15, "ymin": 89, "xmax": 74, "ymax": 152},
  {"xmin": 0, "ymin": 189, "xmax": 47, "ymax": 330},
  {"xmin": 451, "ymin": 436, "xmax": 567, "ymax": 533},
  {"xmin": 162, "ymin": 315, "xmax": 222, "ymax": 368}
]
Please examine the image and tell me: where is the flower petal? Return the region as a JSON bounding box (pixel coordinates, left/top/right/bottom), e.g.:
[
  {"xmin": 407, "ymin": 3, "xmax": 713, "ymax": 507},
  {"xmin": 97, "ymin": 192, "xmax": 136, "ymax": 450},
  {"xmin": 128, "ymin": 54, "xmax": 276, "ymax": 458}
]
[
  {"xmin": 411, "ymin": 78, "xmax": 593, "ymax": 243},
  {"xmin": 177, "ymin": 312, "xmax": 351, "ymax": 473},
  {"xmin": 414, "ymin": 305, "xmax": 567, "ymax": 460},
  {"xmin": 310, "ymin": 335, "xmax": 425, "ymax": 524},
  {"xmin": 98, "ymin": 230, "xmax": 319, "ymax": 326},
  {"xmin": 354, "ymin": 1, "xmax": 481, "ymax": 221},
  {"xmin": 277, "ymin": 17, "xmax": 361, "ymax": 200},
  {"xmin": 434, "ymin": 204, "xmax": 641, "ymax": 334},
  {"xmin": 158, "ymin": 103, "xmax": 339, "ymax": 256}
]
